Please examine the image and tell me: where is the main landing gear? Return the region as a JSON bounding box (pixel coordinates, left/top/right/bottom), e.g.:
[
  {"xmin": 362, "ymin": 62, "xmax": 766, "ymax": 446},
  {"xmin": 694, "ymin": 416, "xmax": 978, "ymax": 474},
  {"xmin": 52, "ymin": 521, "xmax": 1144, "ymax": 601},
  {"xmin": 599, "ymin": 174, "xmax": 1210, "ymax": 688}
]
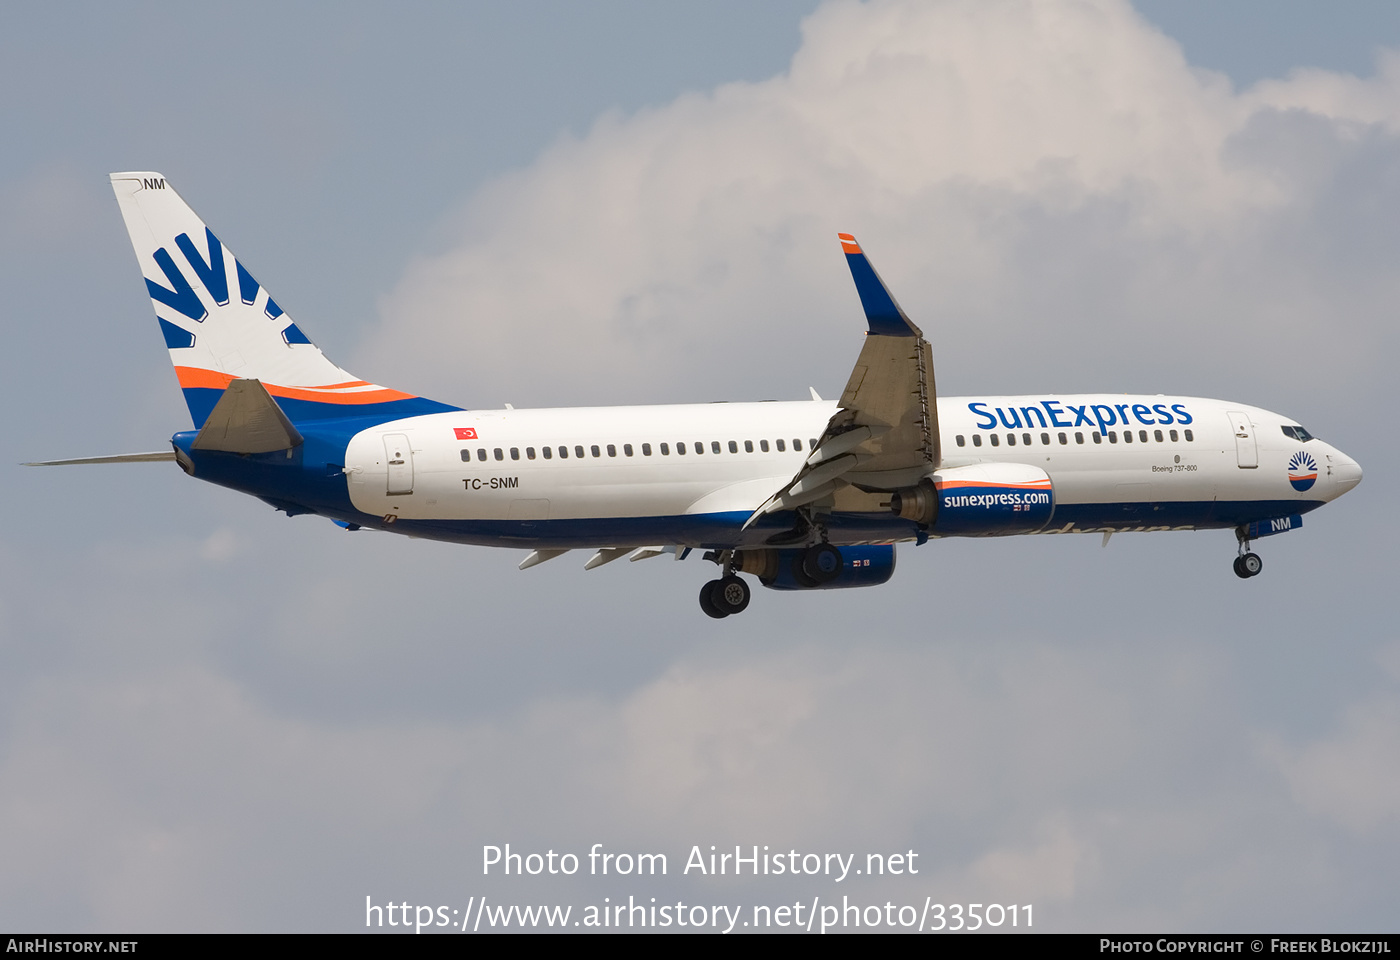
[
  {"xmin": 699, "ymin": 546, "xmax": 755, "ymax": 618},
  {"xmin": 697, "ymin": 539, "xmax": 846, "ymax": 617},
  {"xmin": 1233, "ymin": 528, "xmax": 1263, "ymax": 579},
  {"xmin": 700, "ymin": 575, "xmax": 751, "ymax": 619},
  {"xmin": 793, "ymin": 542, "xmax": 842, "ymax": 587}
]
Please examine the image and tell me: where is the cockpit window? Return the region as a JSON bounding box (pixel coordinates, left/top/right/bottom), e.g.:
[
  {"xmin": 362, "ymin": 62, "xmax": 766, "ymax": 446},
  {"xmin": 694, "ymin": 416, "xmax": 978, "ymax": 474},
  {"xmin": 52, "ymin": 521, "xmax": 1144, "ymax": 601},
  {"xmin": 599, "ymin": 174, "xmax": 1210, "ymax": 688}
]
[{"xmin": 1281, "ymin": 425, "xmax": 1315, "ymax": 442}]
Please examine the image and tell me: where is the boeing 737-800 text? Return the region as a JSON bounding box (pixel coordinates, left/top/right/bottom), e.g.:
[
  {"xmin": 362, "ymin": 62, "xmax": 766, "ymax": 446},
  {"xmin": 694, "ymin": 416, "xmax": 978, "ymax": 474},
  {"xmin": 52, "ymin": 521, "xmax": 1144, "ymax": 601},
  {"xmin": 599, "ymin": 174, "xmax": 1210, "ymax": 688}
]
[{"xmin": 27, "ymin": 173, "xmax": 1363, "ymax": 617}]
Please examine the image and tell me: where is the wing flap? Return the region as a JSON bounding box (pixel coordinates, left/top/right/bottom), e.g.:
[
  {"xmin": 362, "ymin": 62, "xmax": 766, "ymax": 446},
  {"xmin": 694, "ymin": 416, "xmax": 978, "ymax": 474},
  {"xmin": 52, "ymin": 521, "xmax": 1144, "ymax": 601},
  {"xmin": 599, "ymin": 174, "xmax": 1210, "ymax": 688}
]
[{"xmin": 746, "ymin": 234, "xmax": 939, "ymax": 529}]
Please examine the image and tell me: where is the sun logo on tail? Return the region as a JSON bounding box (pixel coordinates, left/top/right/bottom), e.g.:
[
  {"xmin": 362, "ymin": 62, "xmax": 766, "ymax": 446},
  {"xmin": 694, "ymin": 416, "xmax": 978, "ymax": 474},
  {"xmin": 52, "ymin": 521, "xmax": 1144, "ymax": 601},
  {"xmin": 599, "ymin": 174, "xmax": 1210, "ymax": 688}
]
[{"xmin": 1288, "ymin": 451, "xmax": 1318, "ymax": 491}]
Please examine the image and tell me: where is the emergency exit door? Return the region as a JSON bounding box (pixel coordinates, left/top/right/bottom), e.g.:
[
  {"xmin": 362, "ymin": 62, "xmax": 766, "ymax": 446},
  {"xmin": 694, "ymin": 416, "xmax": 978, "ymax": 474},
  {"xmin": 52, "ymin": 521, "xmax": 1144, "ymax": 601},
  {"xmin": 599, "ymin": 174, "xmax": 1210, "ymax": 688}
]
[{"xmin": 383, "ymin": 434, "xmax": 414, "ymax": 494}]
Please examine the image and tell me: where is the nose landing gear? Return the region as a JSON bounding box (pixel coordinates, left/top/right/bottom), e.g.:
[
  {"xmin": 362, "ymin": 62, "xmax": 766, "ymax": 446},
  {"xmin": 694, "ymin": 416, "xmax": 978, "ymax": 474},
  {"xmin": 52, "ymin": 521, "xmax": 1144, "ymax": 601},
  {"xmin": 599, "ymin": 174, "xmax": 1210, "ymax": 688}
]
[
  {"xmin": 1233, "ymin": 553, "xmax": 1263, "ymax": 578},
  {"xmin": 1233, "ymin": 528, "xmax": 1263, "ymax": 579}
]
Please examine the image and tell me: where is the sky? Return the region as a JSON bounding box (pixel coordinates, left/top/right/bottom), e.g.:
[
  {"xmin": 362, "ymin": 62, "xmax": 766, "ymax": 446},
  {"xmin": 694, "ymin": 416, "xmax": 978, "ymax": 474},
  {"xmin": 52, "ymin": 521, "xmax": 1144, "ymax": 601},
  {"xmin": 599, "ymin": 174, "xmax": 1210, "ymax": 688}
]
[{"xmin": 2, "ymin": 0, "xmax": 1398, "ymax": 933}]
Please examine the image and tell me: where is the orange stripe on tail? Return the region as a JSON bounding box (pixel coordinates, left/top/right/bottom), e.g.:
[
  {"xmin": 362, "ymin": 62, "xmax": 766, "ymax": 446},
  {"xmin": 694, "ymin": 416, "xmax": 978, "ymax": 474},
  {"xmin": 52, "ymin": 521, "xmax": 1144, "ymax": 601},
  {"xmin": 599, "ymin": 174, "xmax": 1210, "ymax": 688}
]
[{"xmin": 174, "ymin": 367, "xmax": 416, "ymax": 405}]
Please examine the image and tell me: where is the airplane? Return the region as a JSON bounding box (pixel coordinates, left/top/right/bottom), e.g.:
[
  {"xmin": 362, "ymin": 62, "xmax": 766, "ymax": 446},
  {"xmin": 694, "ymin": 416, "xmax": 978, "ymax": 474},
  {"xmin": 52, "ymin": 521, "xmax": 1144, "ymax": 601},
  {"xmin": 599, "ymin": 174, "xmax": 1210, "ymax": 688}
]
[{"xmin": 26, "ymin": 172, "xmax": 1363, "ymax": 618}]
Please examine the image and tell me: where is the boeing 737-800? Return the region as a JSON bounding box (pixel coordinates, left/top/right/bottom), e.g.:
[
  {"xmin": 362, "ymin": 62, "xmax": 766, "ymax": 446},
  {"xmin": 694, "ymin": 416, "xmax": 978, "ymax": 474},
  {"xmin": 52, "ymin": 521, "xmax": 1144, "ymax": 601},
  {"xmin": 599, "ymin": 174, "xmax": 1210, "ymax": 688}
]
[{"xmin": 27, "ymin": 173, "xmax": 1363, "ymax": 617}]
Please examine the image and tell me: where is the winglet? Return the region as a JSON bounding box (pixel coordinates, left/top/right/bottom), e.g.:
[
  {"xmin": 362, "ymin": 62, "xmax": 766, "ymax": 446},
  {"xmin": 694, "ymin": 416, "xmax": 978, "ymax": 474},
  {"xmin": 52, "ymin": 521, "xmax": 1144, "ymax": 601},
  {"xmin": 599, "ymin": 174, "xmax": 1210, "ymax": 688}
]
[{"xmin": 839, "ymin": 233, "xmax": 920, "ymax": 338}]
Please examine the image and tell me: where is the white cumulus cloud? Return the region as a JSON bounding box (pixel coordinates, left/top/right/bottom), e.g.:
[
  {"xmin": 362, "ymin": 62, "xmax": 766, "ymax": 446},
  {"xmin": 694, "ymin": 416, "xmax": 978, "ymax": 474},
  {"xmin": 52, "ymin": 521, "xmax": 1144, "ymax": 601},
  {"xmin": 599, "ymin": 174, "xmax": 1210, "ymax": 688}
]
[{"xmin": 366, "ymin": 0, "xmax": 1400, "ymax": 413}]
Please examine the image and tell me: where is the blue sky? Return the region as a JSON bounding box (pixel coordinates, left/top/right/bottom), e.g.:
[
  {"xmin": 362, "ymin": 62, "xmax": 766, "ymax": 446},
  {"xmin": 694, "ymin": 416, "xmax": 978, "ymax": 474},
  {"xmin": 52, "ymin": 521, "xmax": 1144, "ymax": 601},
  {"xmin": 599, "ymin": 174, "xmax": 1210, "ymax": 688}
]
[{"xmin": 2, "ymin": 1, "xmax": 1398, "ymax": 932}]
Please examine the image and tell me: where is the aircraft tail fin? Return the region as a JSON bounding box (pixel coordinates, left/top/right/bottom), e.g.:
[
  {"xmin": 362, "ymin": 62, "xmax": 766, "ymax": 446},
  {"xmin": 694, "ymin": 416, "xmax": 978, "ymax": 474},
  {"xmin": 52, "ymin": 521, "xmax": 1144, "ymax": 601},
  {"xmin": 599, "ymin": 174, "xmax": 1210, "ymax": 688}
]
[{"xmin": 109, "ymin": 172, "xmax": 457, "ymax": 427}]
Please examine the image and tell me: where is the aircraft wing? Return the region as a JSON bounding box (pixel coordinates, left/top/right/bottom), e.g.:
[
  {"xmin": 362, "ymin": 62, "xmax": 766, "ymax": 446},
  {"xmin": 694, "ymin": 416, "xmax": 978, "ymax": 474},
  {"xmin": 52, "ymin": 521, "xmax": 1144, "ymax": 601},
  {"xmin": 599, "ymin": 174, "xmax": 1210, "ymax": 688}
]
[{"xmin": 746, "ymin": 234, "xmax": 938, "ymax": 524}]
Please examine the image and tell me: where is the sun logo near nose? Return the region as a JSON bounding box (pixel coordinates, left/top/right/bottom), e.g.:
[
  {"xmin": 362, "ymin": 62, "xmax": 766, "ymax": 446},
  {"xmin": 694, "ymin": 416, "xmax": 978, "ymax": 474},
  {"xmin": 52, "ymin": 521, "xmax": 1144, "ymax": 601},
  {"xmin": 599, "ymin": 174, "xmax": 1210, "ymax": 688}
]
[{"xmin": 1288, "ymin": 451, "xmax": 1318, "ymax": 491}]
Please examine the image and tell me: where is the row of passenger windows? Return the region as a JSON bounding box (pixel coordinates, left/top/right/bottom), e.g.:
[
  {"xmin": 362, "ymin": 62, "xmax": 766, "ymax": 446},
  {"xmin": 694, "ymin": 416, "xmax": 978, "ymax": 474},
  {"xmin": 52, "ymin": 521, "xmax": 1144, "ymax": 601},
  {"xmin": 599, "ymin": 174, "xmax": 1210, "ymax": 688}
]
[
  {"xmin": 461, "ymin": 438, "xmax": 820, "ymax": 462},
  {"xmin": 955, "ymin": 429, "xmax": 1194, "ymax": 448}
]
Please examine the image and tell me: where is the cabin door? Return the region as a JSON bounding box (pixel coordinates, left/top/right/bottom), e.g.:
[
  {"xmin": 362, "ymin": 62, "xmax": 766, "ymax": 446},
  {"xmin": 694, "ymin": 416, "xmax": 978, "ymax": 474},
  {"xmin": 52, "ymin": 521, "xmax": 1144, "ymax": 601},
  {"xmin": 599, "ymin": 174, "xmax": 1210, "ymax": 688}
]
[
  {"xmin": 383, "ymin": 434, "xmax": 414, "ymax": 495},
  {"xmin": 1226, "ymin": 411, "xmax": 1257, "ymax": 468}
]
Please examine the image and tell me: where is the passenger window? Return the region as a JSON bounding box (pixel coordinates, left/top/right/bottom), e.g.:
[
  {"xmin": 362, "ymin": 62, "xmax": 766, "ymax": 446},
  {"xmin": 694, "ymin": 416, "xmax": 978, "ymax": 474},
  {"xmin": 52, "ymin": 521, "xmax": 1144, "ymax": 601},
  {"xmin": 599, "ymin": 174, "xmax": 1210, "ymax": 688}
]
[
  {"xmin": 744, "ymin": 440, "xmax": 753, "ymax": 453},
  {"xmin": 460, "ymin": 449, "xmax": 471, "ymax": 462},
  {"xmin": 1153, "ymin": 430, "xmax": 1163, "ymax": 442},
  {"xmin": 956, "ymin": 435, "xmax": 966, "ymax": 447},
  {"xmin": 526, "ymin": 447, "xmax": 536, "ymax": 460},
  {"xmin": 494, "ymin": 448, "xmax": 504, "ymax": 460},
  {"xmin": 712, "ymin": 441, "xmax": 721, "ymax": 454},
  {"xmin": 1058, "ymin": 432, "xmax": 1067, "ymax": 445},
  {"xmin": 1109, "ymin": 432, "xmax": 1118, "ymax": 443},
  {"xmin": 576, "ymin": 445, "xmax": 586, "ymax": 458},
  {"xmin": 590, "ymin": 445, "xmax": 600, "ymax": 458},
  {"xmin": 1184, "ymin": 429, "xmax": 1194, "ymax": 442},
  {"xmin": 1139, "ymin": 430, "xmax": 1148, "ymax": 443},
  {"xmin": 1041, "ymin": 433, "xmax": 1050, "ymax": 445},
  {"xmin": 659, "ymin": 443, "xmax": 669, "ymax": 455},
  {"xmin": 477, "ymin": 448, "xmax": 487, "ymax": 461},
  {"xmin": 624, "ymin": 444, "xmax": 633, "ymax": 457},
  {"xmin": 776, "ymin": 439, "xmax": 786, "ymax": 452},
  {"xmin": 759, "ymin": 440, "xmax": 769, "ymax": 452},
  {"xmin": 510, "ymin": 447, "xmax": 520, "ymax": 460},
  {"xmin": 1169, "ymin": 430, "xmax": 1178, "ymax": 442},
  {"xmin": 1007, "ymin": 433, "xmax": 1016, "ymax": 446},
  {"xmin": 1023, "ymin": 433, "xmax": 1032, "ymax": 446},
  {"xmin": 990, "ymin": 434, "xmax": 1000, "ymax": 447},
  {"xmin": 540, "ymin": 446, "xmax": 550, "ymax": 459},
  {"xmin": 728, "ymin": 440, "xmax": 738, "ymax": 453},
  {"xmin": 695, "ymin": 442, "xmax": 704, "ymax": 455},
  {"xmin": 642, "ymin": 443, "xmax": 651, "ymax": 456},
  {"xmin": 1092, "ymin": 432, "xmax": 1102, "ymax": 444},
  {"xmin": 558, "ymin": 446, "xmax": 567, "ymax": 459},
  {"xmin": 1123, "ymin": 431, "xmax": 1132, "ymax": 443},
  {"xmin": 676, "ymin": 442, "xmax": 686, "ymax": 455},
  {"xmin": 1075, "ymin": 432, "xmax": 1084, "ymax": 444},
  {"xmin": 810, "ymin": 439, "xmax": 818, "ymax": 449},
  {"xmin": 606, "ymin": 444, "xmax": 616, "ymax": 457},
  {"xmin": 972, "ymin": 434, "xmax": 982, "ymax": 447},
  {"xmin": 793, "ymin": 439, "xmax": 803, "ymax": 451}
]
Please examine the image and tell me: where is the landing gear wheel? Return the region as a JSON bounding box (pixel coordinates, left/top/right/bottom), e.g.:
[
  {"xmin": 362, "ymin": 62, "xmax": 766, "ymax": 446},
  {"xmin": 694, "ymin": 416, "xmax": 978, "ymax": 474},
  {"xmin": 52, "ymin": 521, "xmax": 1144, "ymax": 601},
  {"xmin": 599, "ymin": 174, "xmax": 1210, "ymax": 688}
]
[
  {"xmin": 713, "ymin": 575, "xmax": 750, "ymax": 615},
  {"xmin": 801, "ymin": 543, "xmax": 843, "ymax": 585},
  {"xmin": 1233, "ymin": 556, "xmax": 1248, "ymax": 579},
  {"xmin": 1240, "ymin": 552, "xmax": 1262, "ymax": 577},
  {"xmin": 699, "ymin": 580, "xmax": 728, "ymax": 618}
]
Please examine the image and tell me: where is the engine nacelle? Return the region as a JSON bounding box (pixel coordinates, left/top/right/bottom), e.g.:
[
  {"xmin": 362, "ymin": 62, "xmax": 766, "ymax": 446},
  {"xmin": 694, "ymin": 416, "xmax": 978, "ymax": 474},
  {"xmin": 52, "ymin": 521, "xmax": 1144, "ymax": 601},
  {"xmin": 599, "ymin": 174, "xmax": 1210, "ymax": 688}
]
[
  {"xmin": 917, "ymin": 462, "xmax": 1055, "ymax": 536},
  {"xmin": 734, "ymin": 545, "xmax": 897, "ymax": 591}
]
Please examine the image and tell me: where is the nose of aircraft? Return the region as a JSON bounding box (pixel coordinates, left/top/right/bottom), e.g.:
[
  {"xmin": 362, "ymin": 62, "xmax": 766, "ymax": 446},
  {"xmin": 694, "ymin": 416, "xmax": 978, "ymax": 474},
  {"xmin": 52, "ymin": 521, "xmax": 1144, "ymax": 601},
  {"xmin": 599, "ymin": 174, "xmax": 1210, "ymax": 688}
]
[{"xmin": 1331, "ymin": 451, "xmax": 1362, "ymax": 496}]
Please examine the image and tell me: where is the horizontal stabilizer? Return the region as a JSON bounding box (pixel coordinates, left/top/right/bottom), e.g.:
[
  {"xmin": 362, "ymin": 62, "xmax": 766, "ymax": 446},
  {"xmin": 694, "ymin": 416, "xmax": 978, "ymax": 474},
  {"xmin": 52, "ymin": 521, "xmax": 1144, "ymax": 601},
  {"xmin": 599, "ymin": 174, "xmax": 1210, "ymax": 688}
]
[
  {"xmin": 191, "ymin": 378, "xmax": 304, "ymax": 454},
  {"xmin": 24, "ymin": 451, "xmax": 176, "ymax": 466}
]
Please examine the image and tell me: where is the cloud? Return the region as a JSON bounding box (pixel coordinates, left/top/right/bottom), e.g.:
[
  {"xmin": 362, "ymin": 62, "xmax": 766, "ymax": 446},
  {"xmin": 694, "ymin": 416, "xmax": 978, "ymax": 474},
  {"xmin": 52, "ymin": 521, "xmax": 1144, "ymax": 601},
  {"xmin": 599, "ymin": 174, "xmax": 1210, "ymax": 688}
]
[
  {"xmin": 1270, "ymin": 654, "xmax": 1400, "ymax": 836},
  {"xmin": 366, "ymin": 0, "xmax": 1400, "ymax": 412},
  {"xmin": 0, "ymin": 633, "xmax": 1354, "ymax": 930}
]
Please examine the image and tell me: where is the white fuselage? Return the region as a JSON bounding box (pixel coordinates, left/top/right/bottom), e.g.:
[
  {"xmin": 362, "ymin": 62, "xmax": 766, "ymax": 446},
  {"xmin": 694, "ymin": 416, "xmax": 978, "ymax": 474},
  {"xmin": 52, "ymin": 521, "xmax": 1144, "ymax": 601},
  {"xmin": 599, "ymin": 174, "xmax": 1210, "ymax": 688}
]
[{"xmin": 341, "ymin": 394, "xmax": 1359, "ymax": 547}]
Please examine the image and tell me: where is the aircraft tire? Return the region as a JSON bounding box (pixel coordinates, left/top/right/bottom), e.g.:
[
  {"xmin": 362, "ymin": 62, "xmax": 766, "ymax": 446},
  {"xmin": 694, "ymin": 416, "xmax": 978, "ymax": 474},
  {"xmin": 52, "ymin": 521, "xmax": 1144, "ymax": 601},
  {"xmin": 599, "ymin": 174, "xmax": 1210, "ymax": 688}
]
[
  {"xmin": 791, "ymin": 553, "xmax": 819, "ymax": 588},
  {"xmin": 1241, "ymin": 552, "xmax": 1263, "ymax": 577},
  {"xmin": 699, "ymin": 579, "xmax": 729, "ymax": 618},
  {"xmin": 714, "ymin": 575, "xmax": 751, "ymax": 615},
  {"xmin": 802, "ymin": 543, "xmax": 843, "ymax": 584},
  {"xmin": 1233, "ymin": 556, "xmax": 1248, "ymax": 579}
]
